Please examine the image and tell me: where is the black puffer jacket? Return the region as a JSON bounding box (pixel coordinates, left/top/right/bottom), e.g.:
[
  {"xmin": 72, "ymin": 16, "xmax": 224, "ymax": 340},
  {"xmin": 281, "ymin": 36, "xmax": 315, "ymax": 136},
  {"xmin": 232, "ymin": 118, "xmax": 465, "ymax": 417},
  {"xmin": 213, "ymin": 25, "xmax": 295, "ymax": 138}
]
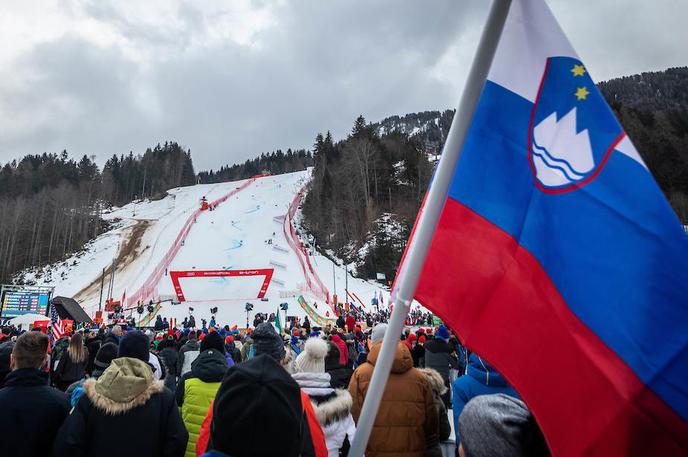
[
  {"xmin": 0, "ymin": 368, "xmax": 71, "ymax": 457},
  {"xmin": 423, "ymin": 339, "xmax": 456, "ymax": 385}
]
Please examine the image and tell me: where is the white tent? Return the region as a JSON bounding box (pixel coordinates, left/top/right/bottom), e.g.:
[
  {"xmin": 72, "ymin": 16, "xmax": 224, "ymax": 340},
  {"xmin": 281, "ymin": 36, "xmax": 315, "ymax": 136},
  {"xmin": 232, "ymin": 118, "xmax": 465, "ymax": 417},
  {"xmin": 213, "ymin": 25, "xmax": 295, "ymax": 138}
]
[{"xmin": 8, "ymin": 313, "xmax": 50, "ymax": 329}]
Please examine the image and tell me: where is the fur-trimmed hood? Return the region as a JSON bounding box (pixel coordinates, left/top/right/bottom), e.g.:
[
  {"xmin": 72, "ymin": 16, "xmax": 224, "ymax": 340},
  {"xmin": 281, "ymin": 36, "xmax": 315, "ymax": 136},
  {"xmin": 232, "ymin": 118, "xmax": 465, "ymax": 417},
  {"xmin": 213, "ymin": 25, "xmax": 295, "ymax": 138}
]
[
  {"xmin": 83, "ymin": 357, "xmax": 164, "ymax": 415},
  {"xmin": 418, "ymin": 367, "xmax": 448, "ymax": 395},
  {"xmin": 310, "ymin": 388, "xmax": 353, "ymax": 426}
]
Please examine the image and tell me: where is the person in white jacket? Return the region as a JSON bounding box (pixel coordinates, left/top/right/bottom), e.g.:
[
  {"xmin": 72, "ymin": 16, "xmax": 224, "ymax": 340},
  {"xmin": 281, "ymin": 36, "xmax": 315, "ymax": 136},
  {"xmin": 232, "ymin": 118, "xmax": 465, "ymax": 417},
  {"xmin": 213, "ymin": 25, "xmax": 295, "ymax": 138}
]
[{"xmin": 293, "ymin": 337, "xmax": 356, "ymax": 456}]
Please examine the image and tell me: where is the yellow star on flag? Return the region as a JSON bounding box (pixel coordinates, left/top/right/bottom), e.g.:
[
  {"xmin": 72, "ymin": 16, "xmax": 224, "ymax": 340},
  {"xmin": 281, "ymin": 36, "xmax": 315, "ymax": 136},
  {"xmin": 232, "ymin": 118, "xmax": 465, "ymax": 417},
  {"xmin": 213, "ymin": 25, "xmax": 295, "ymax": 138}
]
[
  {"xmin": 575, "ymin": 87, "xmax": 589, "ymax": 101},
  {"xmin": 571, "ymin": 64, "xmax": 586, "ymax": 77}
]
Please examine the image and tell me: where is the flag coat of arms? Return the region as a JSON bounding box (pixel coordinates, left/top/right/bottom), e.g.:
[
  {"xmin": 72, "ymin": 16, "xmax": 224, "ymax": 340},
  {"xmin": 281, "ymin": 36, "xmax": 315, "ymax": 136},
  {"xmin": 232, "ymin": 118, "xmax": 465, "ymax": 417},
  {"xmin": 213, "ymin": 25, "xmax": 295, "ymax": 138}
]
[{"xmin": 406, "ymin": 0, "xmax": 688, "ymax": 455}]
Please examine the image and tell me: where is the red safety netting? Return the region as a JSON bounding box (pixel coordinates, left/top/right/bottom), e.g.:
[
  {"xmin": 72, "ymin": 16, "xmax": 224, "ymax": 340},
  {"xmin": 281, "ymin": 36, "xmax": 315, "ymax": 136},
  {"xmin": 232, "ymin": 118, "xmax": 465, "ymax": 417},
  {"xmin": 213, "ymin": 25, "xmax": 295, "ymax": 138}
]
[{"xmin": 283, "ymin": 185, "xmax": 335, "ymax": 314}]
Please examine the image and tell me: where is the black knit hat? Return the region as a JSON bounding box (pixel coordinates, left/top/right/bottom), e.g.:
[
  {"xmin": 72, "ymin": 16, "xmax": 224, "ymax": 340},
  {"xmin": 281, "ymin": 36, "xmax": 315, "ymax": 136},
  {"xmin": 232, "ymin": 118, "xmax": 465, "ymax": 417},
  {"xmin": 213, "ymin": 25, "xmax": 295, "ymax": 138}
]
[
  {"xmin": 209, "ymin": 354, "xmax": 304, "ymax": 457},
  {"xmin": 252, "ymin": 322, "xmax": 285, "ymax": 361},
  {"xmin": 117, "ymin": 330, "xmax": 150, "ymax": 362},
  {"xmin": 201, "ymin": 331, "xmax": 225, "ymax": 354},
  {"xmin": 94, "ymin": 342, "xmax": 118, "ymax": 369}
]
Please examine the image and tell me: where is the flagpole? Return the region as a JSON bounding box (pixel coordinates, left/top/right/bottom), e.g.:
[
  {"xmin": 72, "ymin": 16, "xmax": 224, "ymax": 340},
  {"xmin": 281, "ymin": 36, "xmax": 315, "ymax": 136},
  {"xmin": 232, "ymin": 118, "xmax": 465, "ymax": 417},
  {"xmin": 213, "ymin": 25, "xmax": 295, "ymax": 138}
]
[{"xmin": 347, "ymin": 1, "xmax": 512, "ymax": 455}]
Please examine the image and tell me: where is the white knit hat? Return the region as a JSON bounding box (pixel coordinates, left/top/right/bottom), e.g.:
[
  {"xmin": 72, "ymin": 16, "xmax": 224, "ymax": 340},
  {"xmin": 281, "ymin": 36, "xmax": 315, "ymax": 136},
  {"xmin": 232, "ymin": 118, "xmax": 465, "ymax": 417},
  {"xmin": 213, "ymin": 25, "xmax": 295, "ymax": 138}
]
[{"xmin": 294, "ymin": 338, "xmax": 328, "ymax": 373}]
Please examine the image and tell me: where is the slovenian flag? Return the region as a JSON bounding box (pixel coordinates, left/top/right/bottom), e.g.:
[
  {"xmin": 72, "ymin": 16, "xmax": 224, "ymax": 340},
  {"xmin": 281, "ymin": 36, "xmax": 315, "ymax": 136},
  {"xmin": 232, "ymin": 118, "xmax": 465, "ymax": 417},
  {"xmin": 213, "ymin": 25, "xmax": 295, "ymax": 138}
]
[{"xmin": 405, "ymin": 0, "xmax": 688, "ymax": 455}]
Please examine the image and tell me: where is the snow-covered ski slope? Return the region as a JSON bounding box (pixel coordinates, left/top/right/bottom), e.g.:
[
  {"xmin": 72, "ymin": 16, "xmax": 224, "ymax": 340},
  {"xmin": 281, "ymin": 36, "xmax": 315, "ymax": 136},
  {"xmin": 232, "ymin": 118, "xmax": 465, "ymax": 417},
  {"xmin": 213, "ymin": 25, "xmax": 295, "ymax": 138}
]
[{"xmin": 31, "ymin": 170, "xmax": 388, "ymax": 326}]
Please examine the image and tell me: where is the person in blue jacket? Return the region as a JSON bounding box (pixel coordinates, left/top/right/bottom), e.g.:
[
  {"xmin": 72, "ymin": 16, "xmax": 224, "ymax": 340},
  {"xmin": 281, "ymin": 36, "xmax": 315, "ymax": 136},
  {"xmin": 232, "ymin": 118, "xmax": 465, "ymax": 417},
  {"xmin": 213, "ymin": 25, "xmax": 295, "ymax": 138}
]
[{"xmin": 452, "ymin": 353, "xmax": 520, "ymax": 447}]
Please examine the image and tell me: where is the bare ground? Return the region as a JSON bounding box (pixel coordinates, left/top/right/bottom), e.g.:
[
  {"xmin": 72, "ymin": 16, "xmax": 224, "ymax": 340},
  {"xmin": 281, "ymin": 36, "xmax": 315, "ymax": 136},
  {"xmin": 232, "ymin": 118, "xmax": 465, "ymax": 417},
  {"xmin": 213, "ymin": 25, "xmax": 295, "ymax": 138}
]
[{"xmin": 74, "ymin": 220, "xmax": 151, "ymax": 304}]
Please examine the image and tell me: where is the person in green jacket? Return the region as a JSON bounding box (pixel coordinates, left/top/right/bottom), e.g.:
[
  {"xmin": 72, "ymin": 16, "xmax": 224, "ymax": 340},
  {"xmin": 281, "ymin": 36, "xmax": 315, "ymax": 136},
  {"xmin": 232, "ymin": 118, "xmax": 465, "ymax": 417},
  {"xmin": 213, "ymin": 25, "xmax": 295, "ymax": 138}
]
[{"xmin": 176, "ymin": 331, "xmax": 228, "ymax": 457}]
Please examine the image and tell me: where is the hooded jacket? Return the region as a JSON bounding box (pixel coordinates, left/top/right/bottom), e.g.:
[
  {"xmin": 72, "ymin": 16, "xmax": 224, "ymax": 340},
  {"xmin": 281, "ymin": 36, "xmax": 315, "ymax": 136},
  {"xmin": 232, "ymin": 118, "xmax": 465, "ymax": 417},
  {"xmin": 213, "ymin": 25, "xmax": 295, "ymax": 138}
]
[
  {"xmin": 423, "ymin": 337, "xmax": 456, "ymax": 384},
  {"xmin": 451, "ymin": 353, "xmax": 520, "ymax": 446},
  {"xmin": 330, "ymin": 335, "xmax": 349, "ymax": 367},
  {"xmin": 293, "ymin": 371, "xmax": 356, "ymax": 456},
  {"xmin": 53, "ymin": 357, "xmax": 188, "ymax": 457},
  {"xmin": 349, "ymin": 342, "xmax": 438, "ymax": 457},
  {"xmin": 419, "ymin": 368, "xmax": 452, "ymax": 457},
  {"xmin": 176, "ymin": 349, "xmax": 228, "ymax": 457}
]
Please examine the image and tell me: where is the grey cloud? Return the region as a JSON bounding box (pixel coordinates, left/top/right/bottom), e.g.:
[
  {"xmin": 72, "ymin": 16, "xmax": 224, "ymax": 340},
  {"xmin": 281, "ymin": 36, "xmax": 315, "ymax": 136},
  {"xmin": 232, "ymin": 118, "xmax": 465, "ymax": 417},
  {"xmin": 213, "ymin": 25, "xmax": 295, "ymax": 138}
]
[{"xmin": 0, "ymin": 0, "xmax": 685, "ymax": 170}]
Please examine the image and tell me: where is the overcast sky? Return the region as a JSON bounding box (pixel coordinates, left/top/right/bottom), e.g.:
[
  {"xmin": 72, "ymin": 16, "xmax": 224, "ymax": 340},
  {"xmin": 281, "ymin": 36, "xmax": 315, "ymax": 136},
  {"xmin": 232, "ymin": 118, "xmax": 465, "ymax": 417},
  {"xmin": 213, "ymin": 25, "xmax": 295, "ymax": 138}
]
[{"xmin": 0, "ymin": 0, "xmax": 686, "ymax": 171}]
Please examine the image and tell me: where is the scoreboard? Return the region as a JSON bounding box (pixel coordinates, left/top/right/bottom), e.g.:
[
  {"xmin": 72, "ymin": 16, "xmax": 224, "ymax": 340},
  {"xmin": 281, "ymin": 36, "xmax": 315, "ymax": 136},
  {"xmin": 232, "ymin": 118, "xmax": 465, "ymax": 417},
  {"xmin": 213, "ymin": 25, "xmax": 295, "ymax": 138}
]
[{"xmin": 0, "ymin": 291, "xmax": 50, "ymax": 318}]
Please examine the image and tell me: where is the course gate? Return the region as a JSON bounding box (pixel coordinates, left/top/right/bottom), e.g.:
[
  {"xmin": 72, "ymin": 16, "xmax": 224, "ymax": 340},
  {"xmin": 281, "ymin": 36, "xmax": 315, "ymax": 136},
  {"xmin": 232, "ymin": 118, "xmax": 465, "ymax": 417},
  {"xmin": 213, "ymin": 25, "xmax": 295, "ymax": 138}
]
[{"xmin": 169, "ymin": 269, "xmax": 274, "ymax": 302}]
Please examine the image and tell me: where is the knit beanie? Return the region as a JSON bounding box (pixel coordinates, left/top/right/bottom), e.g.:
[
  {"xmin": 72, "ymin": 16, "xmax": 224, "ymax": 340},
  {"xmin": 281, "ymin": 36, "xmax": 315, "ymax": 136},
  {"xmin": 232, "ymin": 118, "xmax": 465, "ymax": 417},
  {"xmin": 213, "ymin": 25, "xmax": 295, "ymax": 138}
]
[
  {"xmin": 209, "ymin": 354, "xmax": 305, "ymax": 457},
  {"xmin": 225, "ymin": 335, "xmax": 234, "ymax": 344},
  {"xmin": 436, "ymin": 324, "xmax": 450, "ymax": 341},
  {"xmin": 252, "ymin": 322, "xmax": 285, "ymax": 361},
  {"xmin": 118, "ymin": 330, "xmax": 150, "ymax": 362},
  {"xmin": 294, "ymin": 338, "xmax": 328, "ymax": 373},
  {"xmin": 371, "ymin": 323, "xmax": 388, "ymax": 344},
  {"xmin": 94, "ymin": 342, "xmax": 118, "ymax": 369},
  {"xmin": 459, "ymin": 394, "xmax": 549, "ymax": 457},
  {"xmin": 201, "ymin": 331, "xmax": 225, "ymax": 353}
]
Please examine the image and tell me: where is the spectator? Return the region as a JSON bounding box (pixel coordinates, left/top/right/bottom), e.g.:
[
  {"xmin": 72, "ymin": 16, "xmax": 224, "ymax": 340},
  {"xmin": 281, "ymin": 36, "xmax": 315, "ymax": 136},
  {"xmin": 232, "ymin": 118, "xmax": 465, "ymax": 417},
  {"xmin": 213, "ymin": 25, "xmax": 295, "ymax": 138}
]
[
  {"xmin": 53, "ymin": 332, "xmax": 89, "ymax": 391},
  {"xmin": 177, "ymin": 331, "xmax": 228, "ymax": 457},
  {"xmin": 102, "ymin": 325, "xmax": 122, "ymax": 346},
  {"xmin": 293, "ymin": 338, "xmax": 356, "ymax": 456},
  {"xmin": 345, "ymin": 313, "xmax": 356, "ymax": 333},
  {"xmin": 349, "ymin": 323, "xmax": 438, "ymax": 457},
  {"xmin": 424, "ymin": 325, "xmax": 457, "ymax": 407},
  {"xmin": 224, "ymin": 335, "xmax": 241, "ymax": 365},
  {"xmin": 419, "ymin": 367, "xmax": 452, "ymax": 455},
  {"xmin": 85, "ymin": 332, "xmax": 101, "ymax": 375},
  {"xmin": 452, "ymin": 353, "xmax": 520, "ymax": 447},
  {"xmin": 197, "ymin": 354, "xmax": 327, "ymax": 457},
  {"xmin": 0, "ymin": 331, "xmax": 70, "ymax": 457},
  {"xmin": 54, "ymin": 330, "xmax": 188, "ymax": 457},
  {"xmin": 413, "ymin": 334, "xmax": 426, "ymax": 368},
  {"xmin": 252, "ymin": 322, "xmax": 286, "ymax": 361},
  {"xmin": 330, "ymin": 333, "xmax": 349, "ymax": 366},
  {"xmin": 325, "ymin": 341, "xmax": 353, "ymax": 389},
  {"xmin": 157, "ymin": 337, "xmax": 179, "ymax": 392},
  {"xmin": 178, "ymin": 330, "xmax": 200, "ymax": 376},
  {"xmin": 458, "ymin": 394, "xmax": 550, "ymax": 457},
  {"xmin": 240, "ymin": 329, "xmax": 254, "ymax": 360},
  {"xmin": 67, "ymin": 342, "xmax": 118, "ymax": 407},
  {"xmin": 336, "ymin": 313, "xmax": 346, "ymax": 331},
  {"xmin": 0, "ymin": 340, "xmax": 15, "ymax": 387}
]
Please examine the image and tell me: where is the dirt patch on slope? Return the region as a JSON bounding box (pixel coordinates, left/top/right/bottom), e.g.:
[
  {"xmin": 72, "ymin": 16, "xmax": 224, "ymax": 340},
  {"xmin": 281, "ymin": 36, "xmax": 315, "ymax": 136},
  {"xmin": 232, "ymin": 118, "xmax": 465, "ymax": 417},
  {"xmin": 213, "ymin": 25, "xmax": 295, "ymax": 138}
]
[{"xmin": 74, "ymin": 220, "xmax": 151, "ymax": 303}]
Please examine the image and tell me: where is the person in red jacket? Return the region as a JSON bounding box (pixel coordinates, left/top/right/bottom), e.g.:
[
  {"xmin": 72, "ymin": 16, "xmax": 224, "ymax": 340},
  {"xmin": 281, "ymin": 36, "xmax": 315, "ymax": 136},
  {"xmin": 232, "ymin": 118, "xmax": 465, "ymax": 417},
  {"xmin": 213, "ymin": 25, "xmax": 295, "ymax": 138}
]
[
  {"xmin": 196, "ymin": 354, "xmax": 327, "ymax": 457},
  {"xmin": 345, "ymin": 313, "xmax": 356, "ymax": 333}
]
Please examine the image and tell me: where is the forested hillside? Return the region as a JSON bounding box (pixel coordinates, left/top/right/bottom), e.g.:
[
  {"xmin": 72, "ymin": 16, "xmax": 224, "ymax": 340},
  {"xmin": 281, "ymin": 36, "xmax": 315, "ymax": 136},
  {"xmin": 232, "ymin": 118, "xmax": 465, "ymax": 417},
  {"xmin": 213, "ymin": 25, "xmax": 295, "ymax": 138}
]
[
  {"xmin": 302, "ymin": 117, "xmax": 433, "ymax": 281},
  {"xmin": 598, "ymin": 66, "xmax": 688, "ymax": 220},
  {"xmin": 0, "ymin": 142, "xmax": 195, "ymax": 283},
  {"xmin": 198, "ymin": 149, "xmax": 313, "ymax": 183}
]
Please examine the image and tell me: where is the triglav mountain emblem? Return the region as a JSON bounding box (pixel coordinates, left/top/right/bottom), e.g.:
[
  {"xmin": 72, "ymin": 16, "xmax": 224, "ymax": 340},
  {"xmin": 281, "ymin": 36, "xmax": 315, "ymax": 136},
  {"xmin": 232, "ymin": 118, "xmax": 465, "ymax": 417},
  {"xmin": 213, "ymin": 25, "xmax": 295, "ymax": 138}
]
[
  {"xmin": 532, "ymin": 108, "xmax": 593, "ymax": 187},
  {"xmin": 528, "ymin": 57, "xmax": 625, "ymax": 194}
]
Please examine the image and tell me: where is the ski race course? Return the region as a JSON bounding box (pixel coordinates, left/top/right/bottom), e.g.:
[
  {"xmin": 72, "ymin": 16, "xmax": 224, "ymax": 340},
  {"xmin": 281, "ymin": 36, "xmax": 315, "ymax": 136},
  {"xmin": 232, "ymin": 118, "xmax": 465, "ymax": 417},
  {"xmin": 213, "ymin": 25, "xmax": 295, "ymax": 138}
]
[{"xmin": 27, "ymin": 170, "xmax": 386, "ymax": 326}]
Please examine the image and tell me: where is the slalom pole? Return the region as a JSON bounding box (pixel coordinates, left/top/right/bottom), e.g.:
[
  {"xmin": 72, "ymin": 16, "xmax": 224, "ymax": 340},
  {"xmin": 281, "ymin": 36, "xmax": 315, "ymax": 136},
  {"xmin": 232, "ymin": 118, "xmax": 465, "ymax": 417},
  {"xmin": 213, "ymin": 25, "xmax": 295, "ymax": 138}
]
[{"xmin": 346, "ymin": 1, "xmax": 512, "ymax": 455}]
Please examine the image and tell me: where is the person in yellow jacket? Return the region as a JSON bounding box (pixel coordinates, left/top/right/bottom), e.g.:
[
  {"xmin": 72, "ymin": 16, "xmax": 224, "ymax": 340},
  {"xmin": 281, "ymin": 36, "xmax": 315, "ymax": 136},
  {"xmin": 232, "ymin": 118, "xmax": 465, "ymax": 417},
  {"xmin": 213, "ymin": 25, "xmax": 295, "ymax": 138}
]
[{"xmin": 176, "ymin": 331, "xmax": 229, "ymax": 457}]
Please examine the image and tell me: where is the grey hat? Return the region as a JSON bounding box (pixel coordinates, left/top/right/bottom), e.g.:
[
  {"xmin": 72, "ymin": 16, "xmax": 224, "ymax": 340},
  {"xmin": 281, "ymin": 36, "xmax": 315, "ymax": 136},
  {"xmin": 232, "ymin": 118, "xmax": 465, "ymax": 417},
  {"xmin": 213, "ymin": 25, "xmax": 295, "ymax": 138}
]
[
  {"xmin": 459, "ymin": 394, "xmax": 549, "ymax": 457},
  {"xmin": 371, "ymin": 323, "xmax": 388, "ymax": 345},
  {"xmin": 252, "ymin": 322, "xmax": 286, "ymax": 361}
]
